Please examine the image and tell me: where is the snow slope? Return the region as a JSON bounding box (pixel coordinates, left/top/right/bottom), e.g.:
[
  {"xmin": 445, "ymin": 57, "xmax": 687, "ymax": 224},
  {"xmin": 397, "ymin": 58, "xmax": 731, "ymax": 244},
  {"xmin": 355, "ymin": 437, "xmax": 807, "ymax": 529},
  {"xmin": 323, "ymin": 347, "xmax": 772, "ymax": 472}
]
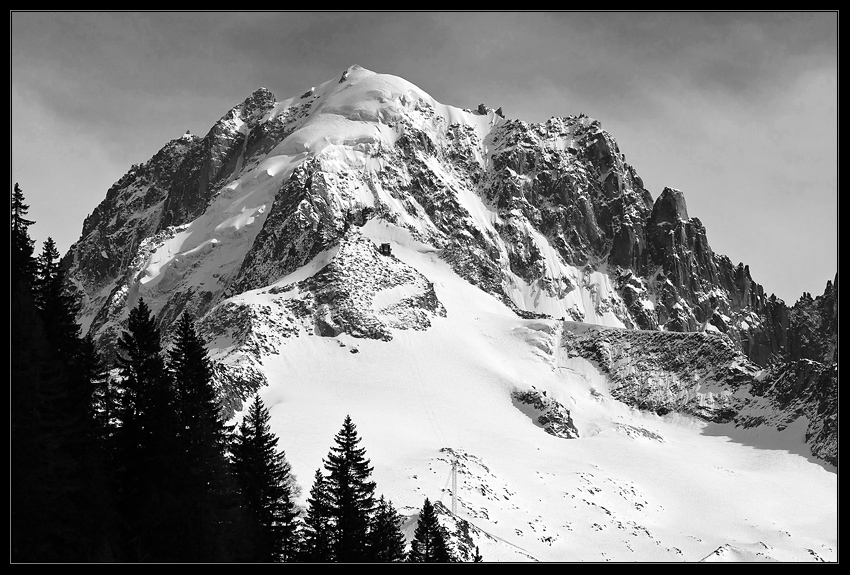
[{"xmin": 233, "ymin": 219, "xmax": 837, "ymax": 562}]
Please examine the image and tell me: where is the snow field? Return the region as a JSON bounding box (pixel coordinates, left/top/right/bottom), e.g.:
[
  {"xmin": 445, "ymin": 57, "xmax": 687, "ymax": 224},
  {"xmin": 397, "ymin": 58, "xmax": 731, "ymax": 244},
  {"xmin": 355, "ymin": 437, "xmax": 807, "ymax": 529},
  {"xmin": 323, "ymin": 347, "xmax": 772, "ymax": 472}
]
[{"xmin": 238, "ymin": 218, "xmax": 836, "ymax": 562}]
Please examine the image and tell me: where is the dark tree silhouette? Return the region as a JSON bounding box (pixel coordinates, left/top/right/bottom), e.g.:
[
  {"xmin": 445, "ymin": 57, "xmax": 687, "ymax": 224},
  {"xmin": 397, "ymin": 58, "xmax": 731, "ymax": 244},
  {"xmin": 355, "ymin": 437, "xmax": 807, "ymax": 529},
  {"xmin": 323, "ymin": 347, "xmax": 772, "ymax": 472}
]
[
  {"xmin": 231, "ymin": 394, "xmax": 300, "ymax": 562},
  {"xmin": 300, "ymin": 468, "xmax": 335, "ymax": 562},
  {"xmin": 473, "ymin": 545, "xmax": 484, "ymax": 562},
  {"xmin": 10, "ymin": 280, "xmax": 85, "ymax": 561},
  {"xmin": 408, "ymin": 498, "xmax": 453, "ymax": 563},
  {"xmin": 11, "ymin": 183, "xmax": 36, "ymax": 288},
  {"xmin": 323, "ymin": 415, "xmax": 377, "ymax": 562},
  {"xmin": 10, "ymin": 188, "xmax": 95, "ymax": 561},
  {"xmin": 368, "ymin": 495, "xmax": 408, "ymax": 562},
  {"xmin": 114, "ymin": 299, "xmax": 183, "ymax": 561},
  {"xmin": 167, "ymin": 311, "xmax": 239, "ymax": 561}
]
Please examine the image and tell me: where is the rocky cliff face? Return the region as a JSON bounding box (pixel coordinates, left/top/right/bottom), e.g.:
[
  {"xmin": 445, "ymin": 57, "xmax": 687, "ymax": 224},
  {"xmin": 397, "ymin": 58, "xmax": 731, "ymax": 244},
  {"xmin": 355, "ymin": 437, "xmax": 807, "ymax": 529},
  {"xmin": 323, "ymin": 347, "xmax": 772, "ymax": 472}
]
[
  {"xmin": 561, "ymin": 320, "xmax": 837, "ymax": 466},
  {"xmin": 745, "ymin": 276, "xmax": 838, "ymax": 466},
  {"xmin": 63, "ymin": 66, "xmax": 835, "ymax": 458},
  {"xmin": 787, "ymin": 276, "xmax": 838, "ymax": 365}
]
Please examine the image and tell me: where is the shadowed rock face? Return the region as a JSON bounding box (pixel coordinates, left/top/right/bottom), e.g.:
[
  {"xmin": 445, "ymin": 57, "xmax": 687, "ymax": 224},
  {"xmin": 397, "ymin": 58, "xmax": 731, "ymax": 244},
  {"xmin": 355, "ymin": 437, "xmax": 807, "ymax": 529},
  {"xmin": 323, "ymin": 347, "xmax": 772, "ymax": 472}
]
[
  {"xmin": 650, "ymin": 187, "xmax": 689, "ymax": 224},
  {"xmin": 744, "ymin": 359, "xmax": 837, "ymax": 467},
  {"xmin": 787, "ymin": 275, "xmax": 838, "ymax": 365},
  {"xmin": 64, "ymin": 137, "xmax": 199, "ymax": 289},
  {"xmin": 563, "ymin": 323, "xmax": 759, "ymax": 422},
  {"xmin": 561, "ymin": 321, "xmax": 837, "ymax": 466},
  {"xmin": 633, "ymin": 186, "xmax": 798, "ymax": 366},
  {"xmin": 160, "ymin": 88, "xmax": 278, "ymax": 230}
]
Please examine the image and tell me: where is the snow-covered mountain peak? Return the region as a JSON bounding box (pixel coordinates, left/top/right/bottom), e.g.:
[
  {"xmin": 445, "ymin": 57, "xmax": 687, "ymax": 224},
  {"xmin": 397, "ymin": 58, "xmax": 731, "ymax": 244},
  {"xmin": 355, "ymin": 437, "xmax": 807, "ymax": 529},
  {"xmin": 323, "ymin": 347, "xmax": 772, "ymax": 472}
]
[
  {"xmin": 62, "ymin": 66, "xmax": 836, "ymax": 561},
  {"xmin": 64, "ymin": 64, "xmax": 829, "ymax": 385}
]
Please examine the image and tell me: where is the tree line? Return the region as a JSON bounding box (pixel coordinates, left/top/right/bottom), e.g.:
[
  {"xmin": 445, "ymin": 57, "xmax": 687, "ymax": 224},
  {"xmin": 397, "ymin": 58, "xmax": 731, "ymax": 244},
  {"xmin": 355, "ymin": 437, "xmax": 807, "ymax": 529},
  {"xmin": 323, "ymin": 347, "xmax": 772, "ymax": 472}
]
[{"xmin": 11, "ymin": 183, "xmax": 478, "ymax": 563}]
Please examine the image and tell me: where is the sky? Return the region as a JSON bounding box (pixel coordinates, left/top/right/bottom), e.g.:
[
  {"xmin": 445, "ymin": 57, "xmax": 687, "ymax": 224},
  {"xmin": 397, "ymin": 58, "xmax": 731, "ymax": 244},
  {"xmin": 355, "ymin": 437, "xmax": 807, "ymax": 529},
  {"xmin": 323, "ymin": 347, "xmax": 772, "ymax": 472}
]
[{"xmin": 10, "ymin": 11, "xmax": 837, "ymax": 305}]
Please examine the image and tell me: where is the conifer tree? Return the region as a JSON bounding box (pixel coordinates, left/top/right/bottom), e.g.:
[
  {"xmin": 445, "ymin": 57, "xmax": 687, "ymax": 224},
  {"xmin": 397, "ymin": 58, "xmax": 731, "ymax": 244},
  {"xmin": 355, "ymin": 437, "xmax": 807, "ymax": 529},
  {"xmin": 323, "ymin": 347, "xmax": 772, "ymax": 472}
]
[
  {"xmin": 232, "ymin": 395, "xmax": 300, "ymax": 562},
  {"xmin": 33, "ymin": 238, "xmax": 86, "ymax": 389},
  {"xmin": 34, "ymin": 237, "xmax": 60, "ymax": 303},
  {"xmin": 167, "ymin": 311, "xmax": 237, "ymax": 561},
  {"xmin": 408, "ymin": 498, "xmax": 453, "ymax": 563},
  {"xmin": 169, "ymin": 312, "xmax": 231, "ymax": 483},
  {"xmin": 323, "ymin": 415, "xmax": 377, "ymax": 562},
  {"xmin": 32, "ymin": 237, "xmax": 99, "ymax": 489},
  {"xmin": 368, "ymin": 496, "xmax": 408, "ymax": 562},
  {"xmin": 11, "ymin": 183, "xmax": 36, "ymax": 288},
  {"xmin": 10, "ymin": 193, "xmax": 99, "ymax": 560},
  {"xmin": 300, "ymin": 468, "xmax": 335, "ymax": 562},
  {"xmin": 73, "ymin": 331, "xmax": 122, "ymax": 560},
  {"xmin": 10, "ymin": 278, "xmax": 84, "ymax": 561},
  {"xmin": 114, "ymin": 299, "xmax": 183, "ymax": 561},
  {"xmin": 78, "ymin": 333, "xmax": 116, "ymax": 442},
  {"xmin": 11, "ymin": 189, "xmax": 119, "ymax": 561}
]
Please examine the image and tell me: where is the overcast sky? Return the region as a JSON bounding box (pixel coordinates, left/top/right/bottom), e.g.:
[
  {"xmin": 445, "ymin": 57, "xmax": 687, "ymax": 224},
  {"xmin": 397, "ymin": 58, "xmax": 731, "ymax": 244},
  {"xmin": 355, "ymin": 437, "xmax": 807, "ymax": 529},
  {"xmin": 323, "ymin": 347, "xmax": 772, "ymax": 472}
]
[{"xmin": 11, "ymin": 12, "xmax": 837, "ymax": 304}]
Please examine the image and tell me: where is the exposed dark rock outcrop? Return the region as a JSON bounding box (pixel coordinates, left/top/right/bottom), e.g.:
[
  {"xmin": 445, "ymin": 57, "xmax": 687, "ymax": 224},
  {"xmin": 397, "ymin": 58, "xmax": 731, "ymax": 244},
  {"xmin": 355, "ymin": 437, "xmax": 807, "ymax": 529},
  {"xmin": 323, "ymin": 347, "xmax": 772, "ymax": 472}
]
[
  {"xmin": 561, "ymin": 321, "xmax": 837, "ymax": 466},
  {"xmin": 512, "ymin": 387, "xmax": 579, "ymax": 438},
  {"xmin": 160, "ymin": 88, "xmax": 277, "ymax": 230},
  {"xmin": 788, "ymin": 275, "xmax": 838, "ymax": 365}
]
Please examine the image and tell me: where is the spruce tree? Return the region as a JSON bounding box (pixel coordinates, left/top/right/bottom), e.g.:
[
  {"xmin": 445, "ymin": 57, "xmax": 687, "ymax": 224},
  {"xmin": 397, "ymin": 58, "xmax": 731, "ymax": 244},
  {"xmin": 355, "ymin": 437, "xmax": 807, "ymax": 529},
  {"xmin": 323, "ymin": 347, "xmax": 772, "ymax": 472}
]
[
  {"xmin": 300, "ymin": 468, "xmax": 335, "ymax": 562},
  {"xmin": 114, "ymin": 299, "xmax": 183, "ymax": 561},
  {"xmin": 11, "ymin": 183, "xmax": 36, "ymax": 288},
  {"xmin": 10, "ymin": 188, "xmax": 101, "ymax": 561},
  {"xmin": 168, "ymin": 312, "xmax": 231, "ymax": 482},
  {"xmin": 167, "ymin": 311, "xmax": 237, "ymax": 561},
  {"xmin": 10, "ymin": 279, "xmax": 84, "ymax": 561},
  {"xmin": 78, "ymin": 333, "xmax": 116, "ymax": 442},
  {"xmin": 232, "ymin": 395, "xmax": 300, "ymax": 562},
  {"xmin": 323, "ymin": 415, "xmax": 377, "ymax": 562},
  {"xmin": 11, "ymin": 189, "xmax": 116, "ymax": 561},
  {"xmin": 74, "ymin": 332, "xmax": 122, "ymax": 560},
  {"xmin": 33, "ymin": 237, "xmax": 88, "ymax": 405},
  {"xmin": 368, "ymin": 496, "xmax": 408, "ymax": 562},
  {"xmin": 408, "ymin": 498, "xmax": 453, "ymax": 563},
  {"xmin": 34, "ymin": 238, "xmax": 60, "ymax": 303}
]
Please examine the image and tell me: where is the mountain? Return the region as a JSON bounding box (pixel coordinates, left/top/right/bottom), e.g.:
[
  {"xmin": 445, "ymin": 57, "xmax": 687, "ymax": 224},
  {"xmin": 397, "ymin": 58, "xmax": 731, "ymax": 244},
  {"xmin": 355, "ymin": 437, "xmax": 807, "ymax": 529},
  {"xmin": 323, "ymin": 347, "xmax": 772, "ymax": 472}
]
[{"xmin": 62, "ymin": 65, "xmax": 836, "ymax": 561}]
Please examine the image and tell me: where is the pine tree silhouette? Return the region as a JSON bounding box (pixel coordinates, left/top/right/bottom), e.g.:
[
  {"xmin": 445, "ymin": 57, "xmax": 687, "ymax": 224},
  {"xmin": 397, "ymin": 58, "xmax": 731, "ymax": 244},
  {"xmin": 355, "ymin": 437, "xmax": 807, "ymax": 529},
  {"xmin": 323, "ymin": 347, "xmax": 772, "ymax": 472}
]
[
  {"xmin": 472, "ymin": 545, "xmax": 483, "ymax": 562},
  {"xmin": 10, "ymin": 187, "xmax": 96, "ymax": 560},
  {"xmin": 408, "ymin": 498, "xmax": 453, "ymax": 563},
  {"xmin": 232, "ymin": 394, "xmax": 300, "ymax": 561},
  {"xmin": 368, "ymin": 495, "xmax": 408, "ymax": 562},
  {"xmin": 168, "ymin": 311, "xmax": 239, "ymax": 561},
  {"xmin": 323, "ymin": 415, "xmax": 377, "ymax": 562},
  {"xmin": 114, "ymin": 299, "xmax": 182, "ymax": 561},
  {"xmin": 11, "ymin": 278, "xmax": 85, "ymax": 561},
  {"xmin": 11, "ymin": 183, "xmax": 36, "ymax": 288},
  {"xmin": 300, "ymin": 468, "xmax": 335, "ymax": 562}
]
